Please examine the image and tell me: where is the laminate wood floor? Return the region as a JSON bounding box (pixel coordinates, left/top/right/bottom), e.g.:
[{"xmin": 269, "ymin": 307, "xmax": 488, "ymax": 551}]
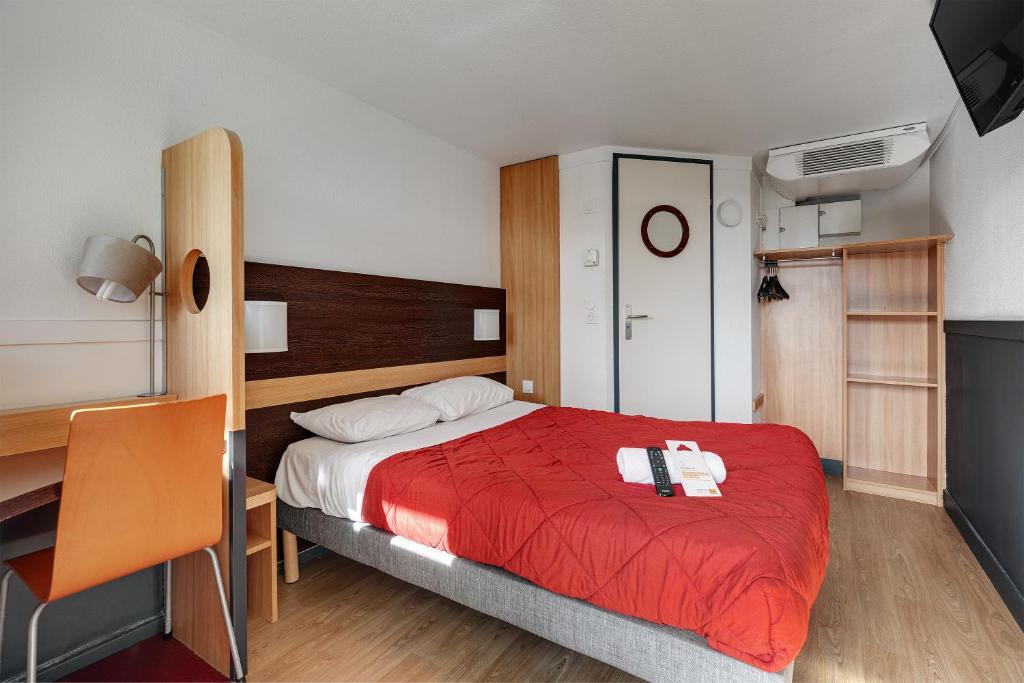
[{"xmin": 248, "ymin": 477, "xmax": 1024, "ymax": 682}]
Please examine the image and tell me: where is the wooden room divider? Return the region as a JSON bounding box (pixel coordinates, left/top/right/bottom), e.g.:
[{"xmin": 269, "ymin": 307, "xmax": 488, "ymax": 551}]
[{"xmin": 162, "ymin": 128, "xmax": 246, "ymax": 676}]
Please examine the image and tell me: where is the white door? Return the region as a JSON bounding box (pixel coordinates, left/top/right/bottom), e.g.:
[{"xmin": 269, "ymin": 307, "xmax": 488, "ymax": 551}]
[
  {"xmin": 616, "ymin": 157, "xmax": 713, "ymax": 421},
  {"xmin": 778, "ymin": 204, "xmax": 819, "ymax": 249}
]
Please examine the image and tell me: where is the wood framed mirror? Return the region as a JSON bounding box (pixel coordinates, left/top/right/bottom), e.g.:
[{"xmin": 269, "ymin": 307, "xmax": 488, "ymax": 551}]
[{"xmin": 641, "ymin": 205, "xmax": 689, "ymax": 257}]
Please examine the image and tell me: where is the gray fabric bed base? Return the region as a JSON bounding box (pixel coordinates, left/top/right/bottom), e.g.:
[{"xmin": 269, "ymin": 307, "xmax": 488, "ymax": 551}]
[{"xmin": 278, "ymin": 502, "xmax": 793, "ymax": 683}]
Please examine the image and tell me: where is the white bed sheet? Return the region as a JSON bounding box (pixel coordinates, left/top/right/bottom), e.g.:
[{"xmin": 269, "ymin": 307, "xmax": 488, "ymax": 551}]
[{"xmin": 275, "ymin": 400, "xmax": 543, "ymax": 521}]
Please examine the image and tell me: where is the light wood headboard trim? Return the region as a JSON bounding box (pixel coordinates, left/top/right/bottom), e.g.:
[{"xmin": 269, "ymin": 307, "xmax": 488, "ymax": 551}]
[
  {"xmin": 245, "ymin": 356, "xmax": 507, "ymax": 410},
  {"xmin": 0, "ymin": 394, "xmax": 178, "ymax": 458}
]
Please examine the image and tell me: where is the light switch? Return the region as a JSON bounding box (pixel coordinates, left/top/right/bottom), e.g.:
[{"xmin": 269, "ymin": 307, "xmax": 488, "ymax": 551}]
[
  {"xmin": 582, "ymin": 193, "xmax": 596, "ymax": 214},
  {"xmin": 583, "ymin": 248, "xmax": 599, "ymax": 267},
  {"xmin": 522, "ymin": 379, "xmax": 534, "ymax": 394}
]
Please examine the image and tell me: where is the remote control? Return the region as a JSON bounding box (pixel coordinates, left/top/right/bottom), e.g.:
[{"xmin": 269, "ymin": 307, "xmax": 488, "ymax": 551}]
[{"xmin": 645, "ymin": 446, "xmax": 675, "ymax": 497}]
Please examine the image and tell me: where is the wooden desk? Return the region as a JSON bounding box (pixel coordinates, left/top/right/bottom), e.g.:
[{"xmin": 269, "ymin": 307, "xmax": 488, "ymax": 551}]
[
  {"xmin": 0, "ymin": 395, "xmax": 177, "ymax": 522},
  {"xmin": 0, "ymin": 448, "xmax": 65, "ymax": 522}
]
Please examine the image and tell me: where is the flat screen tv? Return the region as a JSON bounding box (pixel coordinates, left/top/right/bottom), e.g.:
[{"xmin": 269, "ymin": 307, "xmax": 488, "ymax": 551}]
[{"xmin": 930, "ymin": 0, "xmax": 1024, "ymax": 136}]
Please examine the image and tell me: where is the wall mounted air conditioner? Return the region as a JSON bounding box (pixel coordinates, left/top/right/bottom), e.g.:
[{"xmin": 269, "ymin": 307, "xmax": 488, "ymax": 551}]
[{"xmin": 766, "ymin": 123, "xmax": 929, "ymax": 201}]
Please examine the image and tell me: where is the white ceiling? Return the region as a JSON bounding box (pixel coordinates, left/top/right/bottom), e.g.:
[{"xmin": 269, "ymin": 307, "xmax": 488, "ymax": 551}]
[{"xmin": 158, "ymin": 0, "xmax": 958, "ymax": 167}]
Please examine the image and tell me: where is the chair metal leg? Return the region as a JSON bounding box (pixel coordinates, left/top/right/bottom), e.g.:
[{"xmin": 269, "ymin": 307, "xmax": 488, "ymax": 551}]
[
  {"xmin": 163, "ymin": 560, "xmax": 173, "ymax": 639},
  {"xmin": 26, "ymin": 602, "xmax": 46, "ymax": 683},
  {"xmin": 0, "ymin": 569, "xmax": 12, "ymax": 676},
  {"xmin": 202, "ymin": 547, "xmax": 244, "ymax": 682}
]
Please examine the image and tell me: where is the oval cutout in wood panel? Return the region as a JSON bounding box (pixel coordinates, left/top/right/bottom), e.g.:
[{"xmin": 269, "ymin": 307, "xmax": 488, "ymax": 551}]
[{"xmin": 181, "ymin": 249, "xmax": 210, "ymax": 313}]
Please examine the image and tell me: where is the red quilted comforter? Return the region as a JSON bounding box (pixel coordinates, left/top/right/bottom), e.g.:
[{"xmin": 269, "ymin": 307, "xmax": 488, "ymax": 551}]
[{"xmin": 362, "ymin": 407, "xmax": 830, "ymax": 671}]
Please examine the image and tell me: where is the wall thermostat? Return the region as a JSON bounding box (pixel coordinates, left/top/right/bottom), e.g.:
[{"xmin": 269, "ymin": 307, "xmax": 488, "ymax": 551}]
[{"xmin": 583, "ymin": 248, "xmax": 599, "ymax": 267}]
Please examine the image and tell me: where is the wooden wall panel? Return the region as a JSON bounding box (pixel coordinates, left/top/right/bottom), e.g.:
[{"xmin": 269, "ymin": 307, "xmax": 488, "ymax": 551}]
[
  {"xmin": 162, "ymin": 128, "xmax": 245, "ymax": 676},
  {"xmin": 500, "ymin": 156, "xmax": 560, "ymax": 405},
  {"xmin": 761, "ymin": 261, "xmax": 843, "ymax": 460}
]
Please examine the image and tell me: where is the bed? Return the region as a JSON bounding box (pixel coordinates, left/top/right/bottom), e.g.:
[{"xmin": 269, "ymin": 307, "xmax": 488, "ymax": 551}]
[
  {"xmin": 273, "ymin": 400, "xmax": 828, "ymax": 682},
  {"xmin": 242, "ymin": 263, "xmax": 827, "ymax": 682}
]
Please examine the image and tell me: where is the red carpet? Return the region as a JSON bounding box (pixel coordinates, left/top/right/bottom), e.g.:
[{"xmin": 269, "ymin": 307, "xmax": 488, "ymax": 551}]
[{"xmin": 60, "ymin": 635, "xmax": 227, "ymax": 682}]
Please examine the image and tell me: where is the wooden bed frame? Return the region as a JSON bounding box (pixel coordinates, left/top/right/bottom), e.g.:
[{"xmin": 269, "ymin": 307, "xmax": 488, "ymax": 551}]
[{"xmin": 241, "ymin": 262, "xmax": 792, "ymax": 683}]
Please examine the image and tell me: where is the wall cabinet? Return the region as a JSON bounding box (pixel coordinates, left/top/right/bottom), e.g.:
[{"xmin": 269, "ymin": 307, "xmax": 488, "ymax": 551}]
[
  {"xmin": 775, "ymin": 199, "xmax": 863, "ymax": 250},
  {"xmin": 778, "ymin": 205, "xmax": 819, "ymax": 249},
  {"xmin": 818, "ymin": 200, "xmax": 862, "ymax": 237}
]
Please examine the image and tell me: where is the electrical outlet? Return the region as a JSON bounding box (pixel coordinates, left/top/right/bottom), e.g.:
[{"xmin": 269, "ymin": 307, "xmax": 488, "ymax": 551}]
[
  {"xmin": 584, "ymin": 310, "xmax": 598, "ymax": 324},
  {"xmin": 522, "ymin": 379, "xmax": 534, "ymax": 394}
]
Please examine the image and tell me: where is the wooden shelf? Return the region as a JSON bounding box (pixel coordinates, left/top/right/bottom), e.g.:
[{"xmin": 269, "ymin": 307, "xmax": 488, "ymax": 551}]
[
  {"xmin": 246, "ymin": 477, "xmax": 276, "ymax": 510},
  {"xmin": 846, "ymin": 466, "xmax": 937, "ymax": 505},
  {"xmin": 245, "ymin": 476, "xmax": 278, "ymax": 623},
  {"xmin": 847, "ymin": 311, "xmax": 937, "ymax": 317},
  {"xmin": 754, "ymin": 233, "xmax": 952, "ymax": 261},
  {"xmin": 246, "ymin": 532, "xmax": 272, "ymax": 556},
  {"xmin": 847, "ymin": 374, "xmax": 937, "ymax": 388}
]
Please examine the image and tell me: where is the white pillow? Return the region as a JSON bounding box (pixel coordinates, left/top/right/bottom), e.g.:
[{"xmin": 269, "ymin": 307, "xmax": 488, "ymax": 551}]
[
  {"xmin": 402, "ymin": 376, "xmax": 514, "ymax": 422},
  {"xmin": 290, "ymin": 395, "xmax": 440, "ymax": 443}
]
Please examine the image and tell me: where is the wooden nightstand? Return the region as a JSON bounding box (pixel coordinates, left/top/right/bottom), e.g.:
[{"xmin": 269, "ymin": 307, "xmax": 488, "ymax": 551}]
[{"xmin": 245, "ymin": 477, "xmax": 278, "ymax": 623}]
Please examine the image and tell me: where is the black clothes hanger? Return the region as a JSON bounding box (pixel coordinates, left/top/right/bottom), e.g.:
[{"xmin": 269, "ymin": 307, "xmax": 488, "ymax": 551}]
[{"xmin": 758, "ymin": 261, "xmax": 790, "ymax": 302}]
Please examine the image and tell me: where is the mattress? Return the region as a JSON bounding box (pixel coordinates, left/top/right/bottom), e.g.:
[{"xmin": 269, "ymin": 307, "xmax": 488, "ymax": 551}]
[
  {"xmin": 360, "ymin": 407, "xmax": 830, "ymax": 672},
  {"xmin": 276, "ymin": 400, "xmax": 543, "ymax": 520}
]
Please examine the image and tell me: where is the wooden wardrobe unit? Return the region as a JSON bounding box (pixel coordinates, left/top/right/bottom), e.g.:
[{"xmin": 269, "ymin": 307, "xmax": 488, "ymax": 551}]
[
  {"xmin": 759, "ymin": 234, "xmax": 952, "ymax": 505},
  {"xmin": 499, "ymin": 156, "xmax": 560, "ymax": 406}
]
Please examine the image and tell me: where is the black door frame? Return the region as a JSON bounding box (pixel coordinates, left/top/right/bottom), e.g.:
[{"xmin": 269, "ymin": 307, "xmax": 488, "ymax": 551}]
[{"xmin": 611, "ymin": 153, "xmax": 716, "ymax": 419}]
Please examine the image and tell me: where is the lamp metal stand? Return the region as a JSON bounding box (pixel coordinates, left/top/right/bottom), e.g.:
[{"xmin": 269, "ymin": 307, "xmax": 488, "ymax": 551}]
[{"xmin": 132, "ymin": 234, "xmax": 168, "ymax": 397}]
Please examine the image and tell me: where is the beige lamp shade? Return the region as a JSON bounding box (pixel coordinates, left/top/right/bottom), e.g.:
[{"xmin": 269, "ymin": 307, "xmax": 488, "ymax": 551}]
[{"xmin": 76, "ymin": 235, "xmax": 163, "ymax": 302}]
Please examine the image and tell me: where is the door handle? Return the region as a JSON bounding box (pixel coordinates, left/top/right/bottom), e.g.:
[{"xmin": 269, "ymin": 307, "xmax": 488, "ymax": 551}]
[{"xmin": 625, "ymin": 314, "xmax": 648, "ymax": 340}]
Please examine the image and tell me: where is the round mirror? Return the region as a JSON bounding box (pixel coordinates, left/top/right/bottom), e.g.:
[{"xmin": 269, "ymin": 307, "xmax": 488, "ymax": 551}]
[{"xmin": 641, "ymin": 205, "xmax": 689, "ymax": 258}]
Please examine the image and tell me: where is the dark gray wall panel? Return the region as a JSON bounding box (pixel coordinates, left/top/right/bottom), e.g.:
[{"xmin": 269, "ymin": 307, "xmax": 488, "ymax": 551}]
[
  {"xmin": 0, "ymin": 505, "xmax": 161, "ymax": 680},
  {"xmin": 945, "ymin": 320, "xmax": 1024, "ymax": 628}
]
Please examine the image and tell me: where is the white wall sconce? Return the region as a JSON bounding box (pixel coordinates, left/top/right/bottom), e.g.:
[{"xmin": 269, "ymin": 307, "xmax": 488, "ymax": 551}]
[
  {"xmin": 245, "ymin": 301, "xmax": 288, "ymax": 353},
  {"xmin": 473, "ymin": 309, "xmax": 500, "ymax": 341}
]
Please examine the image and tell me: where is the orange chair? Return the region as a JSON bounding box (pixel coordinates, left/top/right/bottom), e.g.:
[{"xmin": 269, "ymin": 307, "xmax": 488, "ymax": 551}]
[{"xmin": 0, "ymin": 395, "xmax": 244, "ymax": 682}]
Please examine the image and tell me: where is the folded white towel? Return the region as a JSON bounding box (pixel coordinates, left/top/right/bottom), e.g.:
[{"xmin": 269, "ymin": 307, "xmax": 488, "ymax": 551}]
[
  {"xmin": 700, "ymin": 451, "xmax": 727, "ymax": 484},
  {"xmin": 616, "ymin": 446, "xmax": 727, "ymax": 485}
]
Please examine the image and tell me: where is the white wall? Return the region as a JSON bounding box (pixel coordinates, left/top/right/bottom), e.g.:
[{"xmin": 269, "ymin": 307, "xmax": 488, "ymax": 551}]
[
  {"xmin": 749, "ymin": 173, "xmax": 763, "ymax": 422},
  {"xmin": 759, "ymin": 162, "xmax": 931, "ymax": 250},
  {"xmin": 930, "ymin": 112, "xmax": 1024, "ymax": 320},
  {"xmin": 559, "ymin": 146, "xmax": 757, "ymax": 422},
  {"xmin": 0, "ymin": 1, "xmax": 499, "ymax": 409}
]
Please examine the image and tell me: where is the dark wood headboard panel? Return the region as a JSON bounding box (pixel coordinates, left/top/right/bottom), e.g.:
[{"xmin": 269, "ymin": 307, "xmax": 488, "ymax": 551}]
[
  {"xmin": 244, "ymin": 262, "xmax": 505, "ymax": 380},
  {"xmin": 243, "ymin": 262, "xmax": 506, "ymax": 483}
]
